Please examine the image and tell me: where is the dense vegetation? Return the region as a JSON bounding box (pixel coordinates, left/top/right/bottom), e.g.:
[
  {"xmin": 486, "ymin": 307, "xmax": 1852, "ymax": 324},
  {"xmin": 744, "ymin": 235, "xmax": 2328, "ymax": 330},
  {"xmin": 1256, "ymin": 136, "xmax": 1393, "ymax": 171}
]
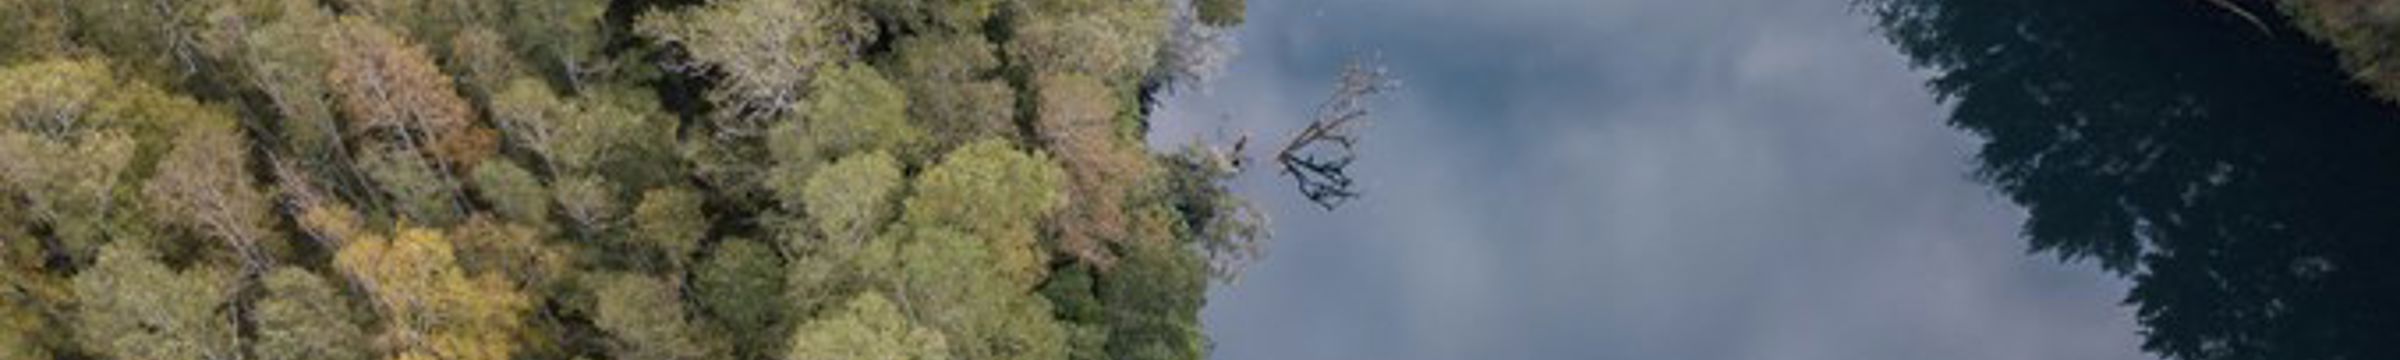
[{"xmin": 0, "ymin": 0, "xmax": 1266, "ymax": 359}]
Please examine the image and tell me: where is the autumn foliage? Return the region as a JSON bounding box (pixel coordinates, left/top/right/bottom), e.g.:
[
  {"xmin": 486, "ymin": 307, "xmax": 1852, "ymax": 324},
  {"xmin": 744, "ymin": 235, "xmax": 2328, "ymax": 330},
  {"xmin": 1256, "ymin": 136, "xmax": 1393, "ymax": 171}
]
[{"xmin": 0, "ymin": 0, "xmax": 1259, "ymax": 359}]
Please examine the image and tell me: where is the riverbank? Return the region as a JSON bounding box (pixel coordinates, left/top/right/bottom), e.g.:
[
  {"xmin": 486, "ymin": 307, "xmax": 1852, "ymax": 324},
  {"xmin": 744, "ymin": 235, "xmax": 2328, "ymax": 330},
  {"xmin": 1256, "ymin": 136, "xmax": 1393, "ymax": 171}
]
[{"xmin": 2289, "ymin": 0, "xmax": 2400, "ymax": 102}]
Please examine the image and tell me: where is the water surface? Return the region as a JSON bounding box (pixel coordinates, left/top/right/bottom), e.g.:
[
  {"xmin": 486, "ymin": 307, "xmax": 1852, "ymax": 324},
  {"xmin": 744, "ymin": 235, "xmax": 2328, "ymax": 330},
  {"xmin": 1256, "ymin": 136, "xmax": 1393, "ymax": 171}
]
[{"xmin": 1155, "ymin": 0, "xmax": 2203, "ymax": 359}]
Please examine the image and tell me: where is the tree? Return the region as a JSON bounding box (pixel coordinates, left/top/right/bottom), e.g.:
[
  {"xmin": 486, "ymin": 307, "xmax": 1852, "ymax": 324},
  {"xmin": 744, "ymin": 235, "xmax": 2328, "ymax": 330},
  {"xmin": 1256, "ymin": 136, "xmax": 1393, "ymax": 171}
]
[
  {"xmin": 1006, "ymin": 0, "xmax": 1167, "ymax": 84},
  {"xmin": 71, "ymin": 242, "xmax": 239, "ymax": 360},
  {"xmin": 2288, "ymin": 0, "xmax": 2400, "ymax": 103},
  {"xmin": 552, "ymin": 175, "xmax": 621, "ymax": 238},
  {"xmin": 360, "ymin": 144, "xmax": 466, "ymax": 225},
  {"xmin": 636, "ymin": 0, "xmax": 868, "ymax": 126},
  {"xmin": 1034, "ymin": 72, "xmax": 1145, "ymax": 264},
  {"xmin": 1275, "ymin": 57, "xmax": 1394, "ymax": 210},
  {"xmin": 294, "ymin": 199, "xmax": 370, "ymax": 251},
  {"xmin": 591, "ymin": 273, "xmax": 719, "ymax": 360},
  {"xmin": 1099, "ymin": 238, "xmax": 1209, "ymax": 360},
  {"xmin": 785, "ymin": 293, "xmax": 951, "ymax": 360},
  {"xmin": 0, "ymin": 0, "xmax": 1270, "ymax": 358},
  {"xmin": 1038, "ymin": 264, "xmax": 1109, "ymax": 360},
  {"xmin": 490, "ymin": 78, "xmax": 662, "ymax": 174},
  {"xmin": 859, "ymin": 226, "xmax": 1066, "ymax": 360},
  {"xmin": 1159, "ymin": 145, "xmax": 1267, "ymax": 281},
  {"xmin": 490, "ymin": 78, "xmax": 578, "ymax": 168},
  {"xmin": 448, "ymin": 26, "xmax": 529, "ymax": 105},
  {"xmin": 470, "ymin": 159, "xmax": 552, "ymax": 227},
  {"xmin": 448, "ymin": 217, "xmax": 572, "ymax": 291},
  {"xmin": 226, "ymin": 0, "xmax": 351, "ymax": 185},
  {"xmin": 1152, "ymin": 0, "xmax": 1238, "ymax": 91},
  {"xmin": 61, "ymin": 0, "xmax": 218, "ymax": 86},
  {"xmin": 328, "ymin": 16, "xmax": 486, "ymax": 168},
  {"xmin": 332, "ymin": 0, "xmax": 503, "ymax": 51},
  {"xmin": 856, "ymin": 0, "xmax": 998, "ymax": 34},
  {"xmin": 887, "ymin": 35, "xmax": 1017, "ymax": 150},
  {"xmin": 0, "ymin": 61, "xmax": 147, "ymax": 265},
  {"xmin": 803, "ymin": 151, "xmax": 905, "ymax": 244},
  {"xmin": 0, "ymin": 0, "xmax": 70, "ymax": 63},
  {"xmin": 764, "ymin": 128, "xmax": 830, "ymax": 216},
  {"xmin": 784, "ymin": 236, "xmax": 864, "ymax": 328},
  {"xmin": 326, "ymin": 16, "xmax": 490, "ymax": 218},
  {"xmin": 500, "ymin": 0, "xmax": 609, "ymax": 88},
  {"xmin": 0, "ymin": 287, "xmax": 47, "ymax": 360},
  {"xmin": 693, "ymin": 238, "xmax": 788, "ymax": 360},
  {"xmin": 145, "ymin": 109, "xmax": 279, "ymax": 272},
  {"xmin": 902, "ymin": 140, "xmax": 1069, "ymax": 285},
  {"xmin": 252, "ymin": 267, "xmax": 371, "ymax": 360},
  {"xmin": 335, "ymin": 227, "xmax": 533, "ymax": 360},
  {"xmin": 631, "ymin": 186, "xmax": 709, "ymax": 271},
  {"xmin": 1193, "ymin": 0, "xmax": 1243, "ymax": 27},
  {"xmin": 800, "ymin": 63, "xmax": 924, "ymax": 159}
]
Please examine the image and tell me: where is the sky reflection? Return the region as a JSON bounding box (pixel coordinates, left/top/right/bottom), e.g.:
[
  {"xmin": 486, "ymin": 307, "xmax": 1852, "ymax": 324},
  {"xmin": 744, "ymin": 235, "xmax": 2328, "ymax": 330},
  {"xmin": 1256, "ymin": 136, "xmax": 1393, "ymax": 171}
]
[{"xmin": 1155, "ymin": 1, "xmax": 2157, "ymax": 359}]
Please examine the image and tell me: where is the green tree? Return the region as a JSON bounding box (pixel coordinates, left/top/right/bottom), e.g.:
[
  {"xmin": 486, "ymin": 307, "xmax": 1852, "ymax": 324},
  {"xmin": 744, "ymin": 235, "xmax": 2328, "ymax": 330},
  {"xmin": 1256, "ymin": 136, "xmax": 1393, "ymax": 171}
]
[
  {"xmin": 800, "ymin": 63, "xmax": 924, "ymax": 159},
  {"xmin": 0, "ymin": 0, "xmax": 70, "ymax": 63},
  {"xmin": 552, "ymin": 174, "xmax": 621, "ymax": 238},
  {"xmin": 785, "ymin": 293, "xmax": 951, "ymax": 360},
  {"xmin": 61, "ymin": 0, "xmax": 219, "ymax": 86},
  {"xmin": 860, "ymin": 226, "xmax": 1066, "ymax": 360},
  {"xmin": 857, "ymin": 0, "xmax": 998, "ymax": 34},
  {"xmin": 1194, "ymin": 0, "xmax": 1244, "ymax": 26},
  {"xmin": 470, "ymin": 159, "xmax": 552, "ymax": 227},
  {"xmin": 0, "ymin": 288, "xmax": 47, "ymax": 360},
  {"xmin": 71, "ymin": 242, "xmax": 239, "ymax": 360},
  {"xmin": 145, "ymin": 109, "xmax": 280, "ymax": 271},
  {"xmin": 253, "ymin": 267, "xmax": 371, "ymax": 360},
  {"xmin": 0, "ymin": 60, "xmax": 194, "ymax": 265},
  {"xmin": 1099, "ymin": 239, "xmax": 1209, "ymax": 360},
  {"xmin": 1039, "ymin": 265, "xmax": 1109, "ymax": 360},
  {"xmin": 803, "ymin": 151, "xmax": 905, "ymax": 244},
  {"xmin": 500, "ymin": 0, "xmax": 609, "ymax": 88},
  {"xmin": 361, "ymin": 144, "xmax": 466, "ymax": 225},
  {"xmin": 694, "ymin": 238, "xmax": 788, "ymax": 360},
  {"xmin": 448, "ymin": 26, "xmax": 530, "ymax": 105},
  {"xmin": 1006, "ymin": 0, "xmax": 1167, "ymax": 85},
  {"xmin": 448, "ymin": 217, "xmax": 573, "ymax": 291},
  {"xmin": 885, "ymin": 34, "xmax": 1016, "ymax": 151},
  {"xmin": 636, "ymin": 0, "xmax": 869, "ymax": 124},
  {"xmin": 903, "ymin": 140, "xmax": 1069, "ymax": 285},
  {"xmin": 225, "ymin": 0, "xmax": 349, "ymax": 180},
  {"xmin": 1159, "ymin": 145, "xmax": 1266, "ymax": 280},
  {"xmin": 631, "ymin": 186, "xmax": 709, "ymax": 271},
  {"xmin": 491, "ymin": 78, "xmax": 663, "ymax": 175},
  {"xmin": 333, "ymin": 0, "xmax": 503, "ymax": 51},
  {"xmin": 784, "ymin": 235, "xmax": 865, "ymax": 327},
  {"xmin": 591, "ymin": 273, "xmax": 719, "ymax": 360}
]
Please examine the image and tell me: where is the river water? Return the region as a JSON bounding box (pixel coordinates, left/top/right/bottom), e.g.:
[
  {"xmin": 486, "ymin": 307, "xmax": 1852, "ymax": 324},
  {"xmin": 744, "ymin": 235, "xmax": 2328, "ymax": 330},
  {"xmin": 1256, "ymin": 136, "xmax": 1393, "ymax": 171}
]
[{"xmin": 1156, "ymin": 0, "xmax": 2400, "ymax": 359}]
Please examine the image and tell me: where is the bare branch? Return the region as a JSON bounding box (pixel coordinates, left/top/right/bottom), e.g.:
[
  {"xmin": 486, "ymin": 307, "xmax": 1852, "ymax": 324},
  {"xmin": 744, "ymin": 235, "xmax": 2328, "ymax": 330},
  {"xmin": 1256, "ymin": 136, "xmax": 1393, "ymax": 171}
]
[{"xmin": 1275, "ymin": 55, "xmax": 1397, "ymax": 210}]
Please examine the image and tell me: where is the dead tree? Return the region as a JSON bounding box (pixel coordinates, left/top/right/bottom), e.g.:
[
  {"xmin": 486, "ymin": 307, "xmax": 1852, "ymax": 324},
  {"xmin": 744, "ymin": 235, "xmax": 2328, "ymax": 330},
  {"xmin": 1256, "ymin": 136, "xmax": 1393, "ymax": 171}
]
[{"xmin": 1275, "ymin": 56, "xmax": 1396, "ymax": 210}]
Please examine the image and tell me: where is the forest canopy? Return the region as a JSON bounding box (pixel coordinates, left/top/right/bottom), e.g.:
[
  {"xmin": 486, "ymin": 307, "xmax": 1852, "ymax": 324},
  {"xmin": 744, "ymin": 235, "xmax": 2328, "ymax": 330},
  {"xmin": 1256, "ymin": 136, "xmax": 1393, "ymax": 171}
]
[{"xmin": 0, "ymin": 0, "xmax": 1263, "ymax": 359}]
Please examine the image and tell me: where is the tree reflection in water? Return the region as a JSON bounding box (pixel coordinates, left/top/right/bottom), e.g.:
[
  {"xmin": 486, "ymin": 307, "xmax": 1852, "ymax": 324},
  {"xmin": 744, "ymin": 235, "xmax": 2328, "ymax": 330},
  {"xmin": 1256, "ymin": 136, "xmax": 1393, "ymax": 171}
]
[{"xmin": 1866, "ymin": 0, "xmax": 2400, "ymax": 359}]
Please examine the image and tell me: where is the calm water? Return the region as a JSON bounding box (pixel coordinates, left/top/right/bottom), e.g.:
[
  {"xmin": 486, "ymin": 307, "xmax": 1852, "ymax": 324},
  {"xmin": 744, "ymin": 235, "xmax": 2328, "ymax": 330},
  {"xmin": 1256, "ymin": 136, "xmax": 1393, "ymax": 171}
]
[
  {"xmin": 1874, "ymin": 0, "xmax": 2400, "ymax": 358},
  {"xmin": 1162, "ymin": 0, "xmax": 2400, "ymax": 359}
]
